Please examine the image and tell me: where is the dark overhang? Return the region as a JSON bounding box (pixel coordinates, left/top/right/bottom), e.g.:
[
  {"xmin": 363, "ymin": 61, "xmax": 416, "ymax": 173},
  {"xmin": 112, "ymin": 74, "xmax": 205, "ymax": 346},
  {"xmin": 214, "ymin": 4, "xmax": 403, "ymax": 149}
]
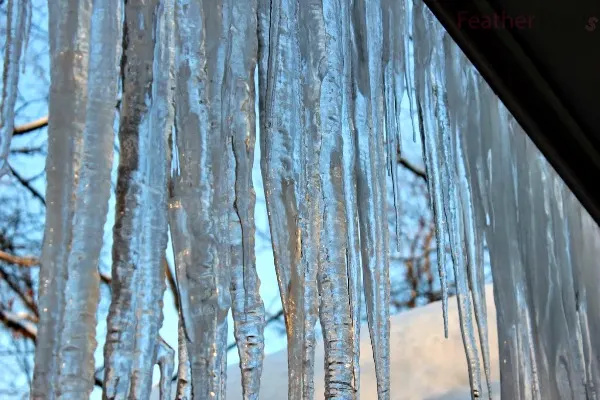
[{"xmin": 423, "ymin": 0, "xmax": 600, "ymax": 224}]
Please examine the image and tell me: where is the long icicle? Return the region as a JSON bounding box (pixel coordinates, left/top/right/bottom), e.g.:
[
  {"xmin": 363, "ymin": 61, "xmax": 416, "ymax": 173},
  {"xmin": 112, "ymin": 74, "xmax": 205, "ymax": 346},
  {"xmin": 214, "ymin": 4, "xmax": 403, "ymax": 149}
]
[
  {"xmin": 32, "ymin": 0, "xmax": 92, "ymax": 398},
  {"xmin": 257, "ymin": 0, "xmax": 313, "ymax": 398},
  {"xmin": 128, "ymin": 0, "xmax": 175, "ymax": 396},
  {"xmin": 103, "ymin": 0, "xmax": 173, "ymax": 397},
  {"xmin": 318, "ymin": 0, "xmax": 359, "ymax": 398},
  {"xmin": 339, "ymin": 0, "xmax": 363, "ymax": 394},
  {"xmin": 171, "ymin": 0, "xmax": 231, "ymax": 396},
  {"xmin": 351, "ymin": 0, "xmax": 391, "ymax": 398},
  {"xmin": 257, "ymin": 0, "xmax": 300, "ymax": 323},
  {"xmin": 412, "ymin": 0, "xmax": 449, "ymax": 337},
  {"xmin": 224, "ymin": 0, "xmax": 266, "ymax": 397},
  {"xmin": 0, "ymin": 0, "xmax": 30, "ymax": 177},
  {"xmin": 382, "ymin": 0, "xmax": 404, "ymax": 251},
  {"xmin": 436, "ymin": 84, "xmax": 482, "ymax": 399},
  {"xmin": 290, "ymin": 0, "xmax": 324, "ymax": 397},
  {"xmin": 432, "ymin": 32, "xmax": 482, "ymax": 398},
  {"xmin": 56, "ymin": 0, "xmax": 121, "ymax": 397},
  {"xmin": 444, "ymin": 36, "xmax": 493, "ymax": 399}
]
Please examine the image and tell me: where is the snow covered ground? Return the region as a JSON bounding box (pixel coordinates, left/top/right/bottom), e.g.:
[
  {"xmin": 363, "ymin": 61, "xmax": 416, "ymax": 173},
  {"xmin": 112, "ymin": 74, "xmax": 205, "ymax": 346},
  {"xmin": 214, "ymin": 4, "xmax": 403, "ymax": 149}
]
[{"xmin": 151, "ymin": 284, "xmax": 499, "ymax": 399}]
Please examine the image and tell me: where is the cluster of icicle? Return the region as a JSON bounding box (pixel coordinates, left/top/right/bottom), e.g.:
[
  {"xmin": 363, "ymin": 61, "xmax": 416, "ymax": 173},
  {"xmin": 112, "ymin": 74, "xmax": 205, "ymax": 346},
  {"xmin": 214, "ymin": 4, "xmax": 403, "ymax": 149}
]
[{"xmin": 0, "ymin": 0, "xmax": 593, "ymax": 398}]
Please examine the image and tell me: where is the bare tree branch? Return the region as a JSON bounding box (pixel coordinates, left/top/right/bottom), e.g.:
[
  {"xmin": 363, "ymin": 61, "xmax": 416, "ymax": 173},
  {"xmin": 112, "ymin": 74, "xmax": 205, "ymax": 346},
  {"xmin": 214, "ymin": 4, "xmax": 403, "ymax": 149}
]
[
  {"xmin": 8, "ymin": 165, "xmax": 46, "ymax": 205},
  {"xmin": 0, "ymin": 310, "xmax": 37, "ymax": 341},
  {"xmin": 0, "ymin": 251, "xmax": 38, "ymax": 267},
  {"xmin": 13, "ymin": 116, "xmax": 48, "ymax": 136},
  {"xmin": 399, "ymin": 157, "xmax": 427, "ymax": 181},
  {"xmin": 164, "ymin": 257, "xmax": 179, "ymax": 311},
  {"xmin": 0, "ymin": 251, "xmax": 112, "ymax": 285}
]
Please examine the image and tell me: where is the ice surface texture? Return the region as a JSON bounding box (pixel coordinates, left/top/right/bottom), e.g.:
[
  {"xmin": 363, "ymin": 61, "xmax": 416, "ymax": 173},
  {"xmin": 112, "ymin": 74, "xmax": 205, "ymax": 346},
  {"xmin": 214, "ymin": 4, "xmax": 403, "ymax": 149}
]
[{"xmin": 20, "ymin": 0, "xmax": 600, "ymax": 399}]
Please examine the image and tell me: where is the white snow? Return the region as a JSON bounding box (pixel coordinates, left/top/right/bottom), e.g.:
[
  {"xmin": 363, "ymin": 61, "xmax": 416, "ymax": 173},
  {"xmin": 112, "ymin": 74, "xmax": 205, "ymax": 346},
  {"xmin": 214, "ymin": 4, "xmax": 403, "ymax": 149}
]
[{"xmin": 151, "ymin": 284, "xmax": 499, "ymax": 399}]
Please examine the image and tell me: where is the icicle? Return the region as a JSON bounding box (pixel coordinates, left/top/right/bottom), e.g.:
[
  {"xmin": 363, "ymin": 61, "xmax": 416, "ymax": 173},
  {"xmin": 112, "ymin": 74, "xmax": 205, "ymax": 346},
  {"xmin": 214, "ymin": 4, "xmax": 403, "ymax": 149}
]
[
  {"xmin": 315, "ymin": 0, "xmax": 361, "ymax": 398},
  {"xmin": 443, "ymin": 37, "xmax": 493, "ymax": 399},
  {"xmin": 0, "ymin": 0, "xmax": 30, "ymax": 177},
  {"xmin": 290, "ymin": 1, "xmax": 324, "ymax": 398},
  {"xmin": 175, "ymin": 315, "xmax": 192, "ymax": 400},
  {"xmin": 258, "ymin": 0, "xmax": 317, "ymax": 398},
  {"xmin": 223, "ymin": 0, "xmax": 266, "ymax": 398},
  {"xmin": 382, "ymin": 0, "xmax": 405, "ymax": 251},
  {"xmin": 429, "ymin": 31, "xmax": 483, "ymax": 398},
  {"xmin": 103, "ymin": 0, "xmax": 174, "ymax": 397},
  {"xmin": 171, "ymin": 0, "xmax": 231, "ymax": 396},
  {"xmin": 351, "ymin": 0, "xmax": 391, "ymax": 397},
  {"xmin": 258, "ymin": 0, "xmax": 300, "ymax": 323},
  {"xmin": 32, "ymin": 0, "xmax": 92, "ymax": 398},
  {"xmin": 339, "ymin": 0, "xmax": 363, "ymax": 395},
  {"xmin": 402, "ymin": 0, "xmax": 418, "ymax": 144},
  {"xmin": 55, "ymin": 0, "xmax": 121, "ymax": 397},
  {"xmin": 157, "ymin": 339, "xmax": 175, "ymax": 400},
  {"xmin": 412, "ymin": 1, "xmax": 449, "ymax": 337}
]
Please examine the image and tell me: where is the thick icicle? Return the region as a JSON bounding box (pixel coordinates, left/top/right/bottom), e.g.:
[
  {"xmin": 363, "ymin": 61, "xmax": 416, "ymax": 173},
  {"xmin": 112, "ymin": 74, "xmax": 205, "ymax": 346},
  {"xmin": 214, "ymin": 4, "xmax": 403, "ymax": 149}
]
[
  {"xmin": 171, "ymin": 0, "xmax": 231, "ymax": 396},
  {"xmin": 103, "ymin": 0, "xmax": 174, "ymax": 397},
  {"xmin": 316, "ymin": 0, "xmax": 360, "ymax": 398},
  {"xmin": 157, "ymin": 339, "xmax": 175, "ymax": 400},
  {"xmin": 223, "ymin": 0, "xmax": 266, "ymax": 398},
  {"xmin": 351, "ymin": 0, "xmax": 391, "ymax": 397},
  {"xmin": 0, "ymin": 0, "xmax": 30, "ymax": 177},
  {"xmin": 258, "ymin": 0, "xmax": 318, "ymax": 398},
  {"xmin": 32, "ymin": 0, "xmax": 92, "ymax": 398},
  {"xmin": 411, "ymin": 0, "xmax": 449, "ymax": 337},
  {"xmin": 287, "ymin": 1, "xmax": 326, "ymax": 399},
  {"xmin": 258, "ymin": 0, "xmax": 300, "ymax": 321},
  {"xmin": 55, "ymin": 0, "xmax": 121, "ymax": 397}
]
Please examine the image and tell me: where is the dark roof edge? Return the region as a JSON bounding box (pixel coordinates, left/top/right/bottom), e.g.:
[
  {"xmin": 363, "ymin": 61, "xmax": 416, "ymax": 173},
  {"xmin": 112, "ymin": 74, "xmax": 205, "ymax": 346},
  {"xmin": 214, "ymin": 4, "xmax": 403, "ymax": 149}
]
[{"xmin": 423, "ymin": 0, "xmax": 600, "ymax": 225}]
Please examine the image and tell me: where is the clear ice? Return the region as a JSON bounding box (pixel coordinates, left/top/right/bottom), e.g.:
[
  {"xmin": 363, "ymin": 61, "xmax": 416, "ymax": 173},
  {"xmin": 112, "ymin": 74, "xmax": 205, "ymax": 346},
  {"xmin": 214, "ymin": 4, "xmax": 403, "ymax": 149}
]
[
  {"xmin": 22, "ymin": 0, "xmax": 600, "ymax": 399},
  {"xmin": 32, "ymin": 0, "xmax": 94, "ymax": 398},
  {"xmin": 103, "ymin": 0, "xmax": 174, "ymax": 398}
]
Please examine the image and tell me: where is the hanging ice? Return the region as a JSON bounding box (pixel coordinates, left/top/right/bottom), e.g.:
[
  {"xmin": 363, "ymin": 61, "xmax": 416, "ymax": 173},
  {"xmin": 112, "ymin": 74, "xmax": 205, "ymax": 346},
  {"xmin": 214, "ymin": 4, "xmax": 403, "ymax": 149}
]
[
  {"xmin": 382, "ymin": 0, "xmax": 406, "ymax": 251},
  {"xmin": 27, "ymin": 0, "xmax": 600, "ymax": 399},
  {"xmin": 411, "ymin": 0, "xmax": 450, "ymax": 337},
  {"xmin": 223, "ymin": 0, "xmax": 266, "ymax": 398},
  {"xmin": 55, "ymin": 0, "xmax": 122, "ymax": 397},
  {"xmin": 318, "ymin": 0, "xmax": 362, "ymax": 397},
  {"xmin": 458, "ymin": 73, "xmax": 600, "ymax": 399},
  {"xmin": 0, "ymin": 0, "xmax": 30, "ymax": 177},
  {"xmin": 103, "ymin": 0, "xmax": 174, "ymax": 398},
  {"xmin": 258, "ymin": 0, "xmax": 322, "ymax": 397},
  {"xmin": 170, "ymin": 0, "xmax": 232, "ymax": 397},
  {"xmin": 350, "ymin": 0, "xmax": 391, "ymax": 397},
  {"xmin": 444, "ymin": 37, "xmax": 492, "ymax": 398},
  {"xmin": 32, "ymin": 0, "xmax": 93, "ymax": 398}
]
